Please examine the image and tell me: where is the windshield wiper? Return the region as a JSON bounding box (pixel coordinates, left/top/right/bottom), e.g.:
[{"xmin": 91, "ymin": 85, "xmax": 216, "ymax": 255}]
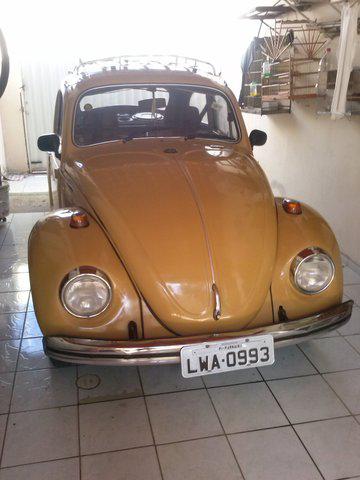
[
  {"xmin": 122, "ymin": 125, "xmax": 175, "ymax": 143},
  {"xmin": 184, "ymin": 132, "xmax": 232, "ymax": 141}
]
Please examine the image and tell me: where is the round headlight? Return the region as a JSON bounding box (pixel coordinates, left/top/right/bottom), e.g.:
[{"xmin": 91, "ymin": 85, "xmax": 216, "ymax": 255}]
[
  {"xmin": 291, "ymin": 248, "xmax": 335, "ymax": 294},
  {"xmin": 61, "ymin": 270, "xmax": 111, "ymax": 317}
]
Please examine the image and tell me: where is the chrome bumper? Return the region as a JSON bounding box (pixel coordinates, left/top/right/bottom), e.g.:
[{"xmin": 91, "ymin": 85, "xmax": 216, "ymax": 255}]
[{"xmin": 44, "ymin": 300, "xmax": 353, "ymax": 366}]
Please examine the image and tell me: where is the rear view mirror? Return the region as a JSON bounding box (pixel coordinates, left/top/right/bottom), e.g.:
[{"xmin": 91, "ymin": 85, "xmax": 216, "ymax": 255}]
[
  {"xmin": 138, "ymin": 98, "xmax": 167, "ymax": 110},
  {"xmin": 38, "ymin": 133, "xmax": 60, "ymax": 153},
  {"xmin": 249, "ymin": 129, "xmax": 267, "ymax": 148}
]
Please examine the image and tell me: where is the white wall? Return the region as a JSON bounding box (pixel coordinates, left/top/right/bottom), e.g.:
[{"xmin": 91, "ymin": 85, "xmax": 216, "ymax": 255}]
[
  {"xmin": 242, "ymin": 4, "xmax": 360, "ymax": 266},
  {"xmin": 0, "ymin": 24, "xmax": 29, "ymax": 174},
  {"xmin": 243, "ymin": 103, "xmax": 360, "ymax": 265},
  {"xmin": 0, "ymin": 114, "xmax": 6, "ymax": 172}
]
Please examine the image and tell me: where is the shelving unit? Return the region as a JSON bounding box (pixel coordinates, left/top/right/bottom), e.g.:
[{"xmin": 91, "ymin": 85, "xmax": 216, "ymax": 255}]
[
  {"xmin": 241, "ymin": 42, "xmax": 292, "ymax": 115},
  {"xmin": 290, "ymin": 57, "xmax": 323, "ymax": 99}
]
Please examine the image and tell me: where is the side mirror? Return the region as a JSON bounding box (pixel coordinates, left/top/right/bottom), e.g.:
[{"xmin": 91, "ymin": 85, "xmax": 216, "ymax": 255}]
[
  {"xmin": 38, "ymin": 133, "xmax": 60, "ymax": 153},
  {"xmin": 249, "ymin": 129, "xmax": 267, "ymax": 148}
]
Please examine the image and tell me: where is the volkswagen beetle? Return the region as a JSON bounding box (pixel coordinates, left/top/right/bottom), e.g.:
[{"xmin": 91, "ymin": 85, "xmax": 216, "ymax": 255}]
[{"xmin": 30, "ymin": 55, "xmax": 353, "ymax": 377}]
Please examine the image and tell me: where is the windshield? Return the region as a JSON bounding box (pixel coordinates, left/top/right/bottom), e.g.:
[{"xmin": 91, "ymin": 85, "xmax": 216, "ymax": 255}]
[{"xmin": 73, "ymin": 85, "xmax": 239, "ymax": 146}]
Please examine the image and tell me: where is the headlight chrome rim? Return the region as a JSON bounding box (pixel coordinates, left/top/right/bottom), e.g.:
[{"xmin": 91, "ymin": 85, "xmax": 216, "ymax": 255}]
[
  {"xmin": 291, "ymin": 247, "xmax": 335, "ymax": 295},
  {"xmin": 61, "ymin": 269, "xmax": 112, "ymax": 318}
]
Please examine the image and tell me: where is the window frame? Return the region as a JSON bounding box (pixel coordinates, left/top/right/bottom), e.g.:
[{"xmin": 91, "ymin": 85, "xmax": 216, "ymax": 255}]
[
  {"xmin": 53, "ymin": 90, "xmax": 63, "ymax": 136},
  {"xmin": 72, "ymin": 83, "xmax": 241, "ymax": 148}
]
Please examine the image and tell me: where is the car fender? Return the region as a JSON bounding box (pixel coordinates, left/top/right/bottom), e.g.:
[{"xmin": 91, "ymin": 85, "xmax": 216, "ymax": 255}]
[
  {"xmin": 271, "ymin": 198, "xmax": 343, "ymax": 322},
  {"xmin": 28, "ymin": 208, "xmax": 142, "ymax": 339}
]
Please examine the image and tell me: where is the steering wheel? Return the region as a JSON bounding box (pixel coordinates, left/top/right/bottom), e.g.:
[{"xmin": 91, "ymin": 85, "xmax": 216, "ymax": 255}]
[{"xmin": 0, "ymin": 29, "xmax": 10, "ymax": 99}]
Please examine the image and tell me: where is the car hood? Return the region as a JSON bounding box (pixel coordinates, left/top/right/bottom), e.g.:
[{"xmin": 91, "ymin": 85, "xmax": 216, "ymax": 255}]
[{"xmin": 69, "ymin": 141, "xmax": 277, "ymax": 335}]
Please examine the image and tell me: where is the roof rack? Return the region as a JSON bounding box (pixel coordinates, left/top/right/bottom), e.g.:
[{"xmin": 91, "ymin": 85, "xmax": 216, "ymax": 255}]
[{"xmin": 73, "ymin": 55, "xmax": 219, "ymax": 77}]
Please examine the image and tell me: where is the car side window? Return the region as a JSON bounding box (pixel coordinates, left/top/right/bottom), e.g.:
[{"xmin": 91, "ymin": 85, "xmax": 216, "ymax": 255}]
[{"xmin": 53, "ymin": 90, "xmax": 63, "ymax": 136}]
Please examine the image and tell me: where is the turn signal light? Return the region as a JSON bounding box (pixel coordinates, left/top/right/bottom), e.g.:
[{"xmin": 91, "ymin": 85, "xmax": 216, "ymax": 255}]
[
  {"xmin": 282, "ymin": 198, "xmax": 302, "ymax": 215},
  {"xmin": 70, "ymin": 210, "xmax": 89, "ymax": 228}
]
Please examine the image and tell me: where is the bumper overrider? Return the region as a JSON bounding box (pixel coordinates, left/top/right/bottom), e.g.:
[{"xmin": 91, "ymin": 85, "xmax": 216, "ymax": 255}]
[{"xmin": 44, "ymin": 300, "xmax": 353, "ymax": 366}]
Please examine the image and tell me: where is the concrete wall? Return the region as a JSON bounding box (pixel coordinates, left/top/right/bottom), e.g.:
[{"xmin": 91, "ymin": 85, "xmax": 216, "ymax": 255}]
[{"xmin": 243, "ymin": 96, "xmax": 360, "ymax": 267}]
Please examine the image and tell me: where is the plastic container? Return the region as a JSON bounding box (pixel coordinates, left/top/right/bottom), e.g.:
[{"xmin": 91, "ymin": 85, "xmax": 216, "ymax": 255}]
[
  {"xmin": 250, "ymin": 81, "xmax": 259, "ymax": 97},
  {"xmin": 262, "ymin": 57, "xmax": 271, "ymax": 78},
  {"xmin": 316, "ymin": 48, "xmax": 331, "ymax": 96}
]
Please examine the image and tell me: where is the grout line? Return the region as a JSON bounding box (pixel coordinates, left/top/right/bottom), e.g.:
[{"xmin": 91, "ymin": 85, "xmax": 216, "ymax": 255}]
[
  {"xmin": 3, "ymin": 365, "xmax": 360, "ymax": 414},
  {"xmin": 0, "ymin": 454, "xmax": 81, "ymax": 471},
  {"xmin": 257, "ymin": 367, "xmax": 326, "ymax": 480},
  {"xmin": 0, "ymin": 291, "xmax": 30, "ymax": 468},
  {"xmin": 76, "ymin": 365, "xmax": 82, "ymax": 480},
  {"xmin": 342, "ymin": 335, "xmax": 360, "ymax": 356},
  {"xmin": 3, "ymin": 415, "xmax": 360, "ymax": 472},
  {"xmin": 137, "ymin": 367, "xmax": 164, "ymax": 480},
  {"xmin": 202, "ymin": 379, "xmax": 246, "ymax": 479}
]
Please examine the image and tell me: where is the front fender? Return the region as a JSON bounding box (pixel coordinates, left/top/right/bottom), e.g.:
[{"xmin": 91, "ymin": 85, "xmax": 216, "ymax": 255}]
[
  {"xmin": 28, "ymin": 208, "xmax": 141, "ymax": 339},
  {"xmin": 271, "ymin": 198, "xmax": 343, "ymax": 321}
]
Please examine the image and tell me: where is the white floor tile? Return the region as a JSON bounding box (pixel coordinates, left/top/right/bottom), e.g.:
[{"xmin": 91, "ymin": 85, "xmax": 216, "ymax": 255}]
[
  {"xmin": 0, "ymin": 414, "xmax": 7, "ymax": 452},
  {"xmin": 229, "ymin": 426, "xmax": 321, "ymax": 480},
  {"xmin": 338, "ymin": 306, "xmax": 360, "ymax": 336},
  {"xmin": 139, "ymin": 364, "xmax": 203, "ymax": 395},
  {"xmin": 0, "ymin": 313, "xmax": 25, "ymax": 340},
  {"xmin": 0, "ymin": 373, "xmax": 14, "ymax": 414},
  {"xmin": 268, "ymin": 375, "xmax": 348, "ymax": 423},
  {"xmin": 2, "ymin": 406, "xmax": 78, "ymax": 467},
  {"xmin": 0, "ymin": 458, "xmax": 79, "ymax": 480},
  {"xmin": 22, "ymin": 312, "xmax": 42, "ymax": 338},
  {"xmin": 81, "ymin": 446, "xmax": 161, "ymax": 480},
  {"xmin": 17, "ymin": 337, "xmax": 53, "ymax": 371},
  {"xmin": 0, "ymin": 260, "xmax": 28, "ymax": 278},
  {"xmin": 0, "ymin": 341, "xmax": 20, "ymax": 373},
  {"xmin": 0, "ymin": 226, "xmax": 9, "ymax": 245},
  {"xmin": 324, "ymin": 369, "xmax": 360, "ymax": 415},
  {"xmin": 202, "ymin": 367, "xmax": 261, "ymax": 388},
  {"xmin": 261, "ymin": 346, "xmax": 316, "ymax": 380},
  {"xmin": 77, "ymin": 365, "xmax": 142, "ymax": 403},
  {"xmin": 3, "ymin": 226, "xmax": 32, "ymax": 246},
  {"xmin": 11, "ymin": 367, "xmax": 77, "ymax": 412},
  {"xmin": 209, "ymin": 383, "xmax": 288, "ymax": 434},
  {"xmin": 0, "ymin": 245, "xmax": 28, "ymax": 261},
  {"xmin": 345, "ymin": 285, "xmax": 360, "ymax": 306},
  {"xmin": 158, "ymin": 436, "xmax": 243, "ymax": 480},
  {"xmin": 79, "ymin": 397, "xmax": 153, "ymax": 455},
  {"xmin": 295, "ymin": 417, "xmax": 360, "ymax": 480},
  {"xmin": 343, "ymin": 266, "xmax": 360, "ymax": 285},
  {"xmin": 0, "ymin": 273, "xmax": 30, "ymax": 293},
  {"xmin": 146, "ymin": 389, "xmax": 222, "ymax": 444},
  {"xmin": 0, "ymin": 292, "xmax": 29, "ymax": 314},
  {"xmin": 345, "ymin": 334, "xmax": 360, "ymax": 354},
  {"xmin": 299, "ymin": 337, "xmax": 360, "ymax": 373},
  {"xmin": 27, "ymin": 294, "xmax": 34, "ymax": 312}
]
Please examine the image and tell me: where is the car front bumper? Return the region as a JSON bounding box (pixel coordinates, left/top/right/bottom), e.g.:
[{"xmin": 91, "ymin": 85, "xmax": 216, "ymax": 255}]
[{"xmin": 44, "ymin": 300, "xmax": 353, "ymax": 366}]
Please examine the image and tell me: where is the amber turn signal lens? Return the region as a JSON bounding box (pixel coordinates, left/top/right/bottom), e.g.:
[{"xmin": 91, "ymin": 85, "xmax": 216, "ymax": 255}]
[
  {"xmin": 70, "ymin": 210, "xmax": 89, "ymax": 228},
  {"xmin": 282, "ymin": 198, "xmax": 302, "ymax": 215}
]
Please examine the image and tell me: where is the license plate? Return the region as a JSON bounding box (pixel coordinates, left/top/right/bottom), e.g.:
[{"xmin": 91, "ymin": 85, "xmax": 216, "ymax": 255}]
[{"xmin": 180, "ymin": 335, "xmax": 275, "ymax": 378}]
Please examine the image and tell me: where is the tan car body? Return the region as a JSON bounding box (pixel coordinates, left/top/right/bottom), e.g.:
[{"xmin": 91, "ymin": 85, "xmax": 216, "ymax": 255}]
[{"xmin": 29, "ymin": 67, "xmax": 351, "ymax": 364}]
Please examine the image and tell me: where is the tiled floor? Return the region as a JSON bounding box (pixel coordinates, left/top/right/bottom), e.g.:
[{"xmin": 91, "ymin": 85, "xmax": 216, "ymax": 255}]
[{"xmin": 0, "ymin": 213, "xmax": 360, "ymax": 479}]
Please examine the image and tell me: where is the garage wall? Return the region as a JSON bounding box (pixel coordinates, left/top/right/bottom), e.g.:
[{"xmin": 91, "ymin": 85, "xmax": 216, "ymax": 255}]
[
  {"xmin": 241, "ymin": 4, "xmax": 360, "ymax": 267},
  {"xmin": 0, "ymin": 115, "xmax": 6, "ymax": 172},
  {"xmin": 243, "ymin": 92, "xmax": 360, "ymax": 268}
]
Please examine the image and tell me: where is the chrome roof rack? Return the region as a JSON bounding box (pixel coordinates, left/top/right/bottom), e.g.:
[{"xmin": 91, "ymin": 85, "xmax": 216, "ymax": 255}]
[{"xmin": 73, "ymin": 55, "xmax": 220, "ymax": 77}]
